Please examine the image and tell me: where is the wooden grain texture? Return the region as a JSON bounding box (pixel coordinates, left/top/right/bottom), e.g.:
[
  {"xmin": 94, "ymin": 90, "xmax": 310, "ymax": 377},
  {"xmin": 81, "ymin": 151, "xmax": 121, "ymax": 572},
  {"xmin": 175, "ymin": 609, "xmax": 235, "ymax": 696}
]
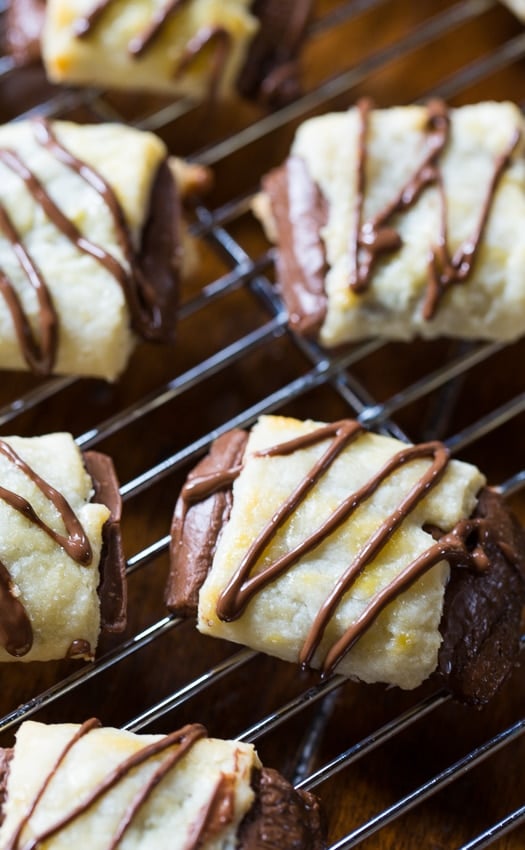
[{"xmin": 0, "ymin": 1, "xmax": 524, "ymax": 848}]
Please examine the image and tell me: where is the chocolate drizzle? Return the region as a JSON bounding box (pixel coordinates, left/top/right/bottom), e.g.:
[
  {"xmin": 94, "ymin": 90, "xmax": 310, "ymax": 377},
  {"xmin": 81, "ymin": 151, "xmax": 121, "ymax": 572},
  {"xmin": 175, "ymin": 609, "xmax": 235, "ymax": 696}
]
[
  {"xmin": 128, "ymin": 0, "xmax": 190, "ymax": 56},
  {"xmin": 72, "ymin": 0, "xmax": 232, "ymax": 96},
  {"xmin": 0, "ymin": 438, "xmax": 93, "ymax": 658},
  {"xmin": 349, "ymin": 98, "xmax": 520, "ymax": 318},
  {"xmin": 3, "ymin": 721, "xmax": 221, "ymax": 850},
  {"xmin": 174, "ymin": 420, "xmax": 520, "ymax": 678},
  {"xmin": 0, "ymin": 119, "xmax": 179, "ymax": 374},
  {"xmin": 0, "ymin": 198, "xmax": 58, "ymax": 375}
]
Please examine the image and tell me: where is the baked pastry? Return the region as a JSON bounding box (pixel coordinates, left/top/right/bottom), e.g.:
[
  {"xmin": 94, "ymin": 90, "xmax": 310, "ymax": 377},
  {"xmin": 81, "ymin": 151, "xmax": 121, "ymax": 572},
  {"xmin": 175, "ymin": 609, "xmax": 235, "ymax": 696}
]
[
  {"xmin": 255, "ymin": 100, "xmax": 525, "ymax": 345},
  {"xmin": 167, "ymin": 415, "xmax": 525, "ymax": 706},
  {"xmin": 0, "ymin": 719, "xmax": 325, "ymax": 849},
  {"xmin": 0, "ymin": 432, "xmax": 125, "ymax": 662},
  {"xmin": 0, "ymin": 118, "xmax": 205, "ymax": 381},
  {"xmin": 5, "ymin": 0, "xmax": 313, "ymax": 104}
]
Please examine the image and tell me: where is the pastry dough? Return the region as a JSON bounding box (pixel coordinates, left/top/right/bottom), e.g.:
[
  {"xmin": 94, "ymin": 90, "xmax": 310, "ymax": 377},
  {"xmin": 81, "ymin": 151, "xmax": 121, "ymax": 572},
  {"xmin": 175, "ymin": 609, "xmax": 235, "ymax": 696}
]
[
  {"xmin": 0, "ymin": 432, "xmax": 124, "ymax": 662},
  {"xmin": 2, "ymin": 0, "xmax": 314, "ymax": 103},
  {"xmin": 43, "ymin": 0, "xmax": 258, "ymax": 98},
  {"xmin": 0, "ymin": 119, "xmax": 185, "ymax": 380},
  {"xmin": 167, "ymin": 415, "xmax": 525, "ymax": 702},
  {"xmin": 257, "ymin": 101, "xmax": 525, "ymax": 345},
  {"xmin": 0, "ymin": 719, "xmax": 325, "ymax": 849}
]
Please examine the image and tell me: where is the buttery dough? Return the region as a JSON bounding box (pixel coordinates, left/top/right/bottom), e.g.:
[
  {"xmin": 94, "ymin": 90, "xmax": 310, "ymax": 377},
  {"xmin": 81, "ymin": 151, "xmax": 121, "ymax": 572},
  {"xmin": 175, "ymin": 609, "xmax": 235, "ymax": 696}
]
[
  {"xmin": 0, "ymin": 119, "xmax": 169, "ymax": 380},
  {"xmin": 198, "ymin": 415, "xmax": 486, "ymax": 690},
  {"xmin": 0, "ymin": 433, "xmax": 110, "ymax": 662},
  {"xmin": 258, "ymin": 101, "xmax": 525, "ymax": 345},
  {"xmin": 43, "ymin": 0, "xmax": 258, "ymax": 98},
  {"xmin": 0, "ymin": 720, "xmax": 258, "ymax": 850}
]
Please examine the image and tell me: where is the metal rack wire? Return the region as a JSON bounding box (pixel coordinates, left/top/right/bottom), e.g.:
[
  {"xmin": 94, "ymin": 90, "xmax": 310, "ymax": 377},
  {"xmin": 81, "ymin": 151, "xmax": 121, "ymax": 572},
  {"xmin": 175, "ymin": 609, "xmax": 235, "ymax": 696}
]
[{"xmin": 0, "ymin": 1, "xmax": 524, "ymax": 848}]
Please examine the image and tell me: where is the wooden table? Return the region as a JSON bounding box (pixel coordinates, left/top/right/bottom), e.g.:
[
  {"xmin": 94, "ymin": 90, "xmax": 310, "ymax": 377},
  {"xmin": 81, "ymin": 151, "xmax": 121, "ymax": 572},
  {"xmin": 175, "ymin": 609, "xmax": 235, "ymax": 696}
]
[{"xmin": 0, "ymin": 1, "xmax": 524, "ymax": 848}]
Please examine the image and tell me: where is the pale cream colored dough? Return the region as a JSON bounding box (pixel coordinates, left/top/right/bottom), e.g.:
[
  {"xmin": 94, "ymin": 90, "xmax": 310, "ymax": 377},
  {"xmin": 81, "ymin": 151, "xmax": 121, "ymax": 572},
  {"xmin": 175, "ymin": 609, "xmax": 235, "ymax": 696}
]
[
  {"xmin": 198, "ymin": 415, "xmax": 486, "ymax": 690},
  {"xmin": 43, "ymin": 0, "xmax": 258, "ymax": 97},
  {"xmin": 0, "ymin": 433, "xmax": 109, "ymax": 662},
  {"xmin": 0, "ymin": 720, "xmax": 258, "ymax": 850},
  {"xmin": 259, "ymin": 101, "xmax": 525, "ymax": 345},
  {"xmin": 0, "ymin": 119, "xmax": 175, "ymax": 380}
]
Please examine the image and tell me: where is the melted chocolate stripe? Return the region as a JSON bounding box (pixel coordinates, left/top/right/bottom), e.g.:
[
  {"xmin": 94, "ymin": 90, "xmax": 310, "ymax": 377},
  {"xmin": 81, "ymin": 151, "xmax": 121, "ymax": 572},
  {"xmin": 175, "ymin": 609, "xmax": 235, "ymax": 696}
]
[
  {"xmin": 73, "ymin": 0, "xmax": 116, "ymax": 38},
  {"xmin": 0, "ymin": 439, "xmax": 93, "ymax": 658},
  {"xmin": 32, "ymin": 119, "xmax": 133, "ymax": 262},
  {"xmin": 0, "ymin": 560, "xmax": 32, "ymax": 657},
  {"xmin": 0, "ymin": 148, "xmax": 129, "ymax": 290},
  {"xmin": 174, "ymin": 25, "xmax": 232, "ymax": 103},
  {"xmin": 4, "ymin": 719, "xmax": 101, "ymax": 850},
  {"xmin": 0, "ymin": 126, "xmax": 177, "ymax": 359},
  {"xmin": 5, "ymin": 723, "xmax": 217, "ymax": 850},
  {"xmin": 350, "ymin": 99, "xmax": 449, "ymax": 295},
  {"xmin": 72, "ymin": 0, "xmax": 231, "ymax": 96},
  {"xmin": 300, "ymin": 441, "xmax": 450, "ymax": 671},
  {"xmin": 423, "ymin": 126, "xmax": 520, "ymax": 319},
  {"xmin": 349, "ymin": 99, "xmax": 520, "ymax": 318},
  {"xmin": 216, "ymin": 420, "xmax": 363, "ymax": 622},
  {"xmin": 30, "ymin": 119, "xmax": 168, "ymax": 335},
  {"xmin": 0, "ymin": 440, "xmax": 93, "ymax": 564},
  {"xmin": 0, "ymin": 201, "xmax": 58, "ymax": 374},
  {"xmin": 177, "ymin": 420, "xmax": 519, "ymax": 677},
  {"xmin": 128, "ymin": 0, "xmax": 190, "ymax": 56}
]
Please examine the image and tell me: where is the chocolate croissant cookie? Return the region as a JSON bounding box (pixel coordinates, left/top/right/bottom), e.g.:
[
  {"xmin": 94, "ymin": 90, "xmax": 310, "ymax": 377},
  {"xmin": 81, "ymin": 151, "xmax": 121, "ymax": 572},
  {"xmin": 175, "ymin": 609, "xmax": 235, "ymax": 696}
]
[
  {"xmin": 167, "ymin": 415, "xmax": 525, "ymax": 706},
  {"xmin": 0, "ymin": 118, "xmax": 207, "ymax": 381},
  {"xmin": 0, "ymin": 432, "xmax": 125, "ymax": 662},
  {"xmin": 0, "ymin": 719, "xmax": 326, "ymax": 849},
  {"xmin": 255, "ymin": 100, "xmax": 525, "ymax": 345},
  {"xmin": 6, "ymin": 0, "xmax": 313, "ymax": 105}
]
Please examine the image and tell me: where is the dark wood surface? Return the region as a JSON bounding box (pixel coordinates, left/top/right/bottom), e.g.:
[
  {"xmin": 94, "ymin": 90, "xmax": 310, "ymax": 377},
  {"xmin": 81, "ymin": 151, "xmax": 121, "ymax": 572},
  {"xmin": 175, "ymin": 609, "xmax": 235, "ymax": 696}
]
[{"xmin": 0, "ymin": 1, "xmax": 524, "ymax": 848}]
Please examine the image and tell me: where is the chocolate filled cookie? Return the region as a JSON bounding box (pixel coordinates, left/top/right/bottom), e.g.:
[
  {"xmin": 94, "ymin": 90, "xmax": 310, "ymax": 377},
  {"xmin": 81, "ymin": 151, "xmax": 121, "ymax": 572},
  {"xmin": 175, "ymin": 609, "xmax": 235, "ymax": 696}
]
[
  {"xmin": 255, "ymin": 100, "xmax": 525, "ymax": 345},
  {"xmin": 0, "ymin": 719, "xmax": 326, "ymax": 849},
  {"xmin": 0, "ymin": 432, "xmax": 125, "ymax": 662},
  {"xmin": 0, "ymin": 119, "xmax": 205, "ymax": 380},
  {"xmin": 6, "ymin": 0, "xmax": 313, "ymax": 104},
  {"xmin": 167, "ymin": 415, "xmax": 525, "ymax": 706}
]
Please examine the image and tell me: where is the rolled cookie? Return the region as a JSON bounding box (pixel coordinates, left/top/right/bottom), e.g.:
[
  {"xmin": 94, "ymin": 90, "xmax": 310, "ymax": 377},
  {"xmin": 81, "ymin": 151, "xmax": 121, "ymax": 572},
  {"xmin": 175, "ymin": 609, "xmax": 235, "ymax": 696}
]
[
  {"xmin": 0, "ymin": 432, "xmax": 126, "ymax": 662},
  {"xmin": 0, "ymin": 118, "xmax": 201, "ymax": 380},
  {"xmin": 6, "ymin": 0, "xmax": 313, "ymax": 104},
  {"xmin": 255, "ymin": 100, "xmax": 525, "ymax": 344},
  {"xmin": 166, "ymin": 415, "xmax": 525, "ymax": 705},
  {"xmin": 0, "ymin": 719, "xmax": 326, "ymax": 849}
]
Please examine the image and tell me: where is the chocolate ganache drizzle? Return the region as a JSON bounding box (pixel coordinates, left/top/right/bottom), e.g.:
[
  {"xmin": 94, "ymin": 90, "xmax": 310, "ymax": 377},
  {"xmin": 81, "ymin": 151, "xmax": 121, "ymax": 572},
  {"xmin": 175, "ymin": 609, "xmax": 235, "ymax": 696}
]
[
  {"xmin": 72, "ymin": 0, "xmax": 232, "ymax": 96},
  {"xmin": 0, "ymin": 119, "xmax": 176, "ymax": 374},
  {"xmin": 177, "ymin": 421, "xmax": 519, "ymax": 677},
  {"xmin": 0, "ymin": 439, "xmax": 92, "ymax": 657},
  {"xmin": 3, "ymin": 720, "xmax": 236, "ymax": 850},
  {"xmin": 349, "ymin": 99, "xmax": 520, "ymax": 318}
]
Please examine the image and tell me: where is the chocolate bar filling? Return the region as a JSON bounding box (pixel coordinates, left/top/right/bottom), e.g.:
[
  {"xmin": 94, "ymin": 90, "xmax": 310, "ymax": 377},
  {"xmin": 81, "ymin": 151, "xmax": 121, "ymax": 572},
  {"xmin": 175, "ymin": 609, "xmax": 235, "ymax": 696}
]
[
  {"xmin": 83, "ymin": 450, "xmax": 127, "ymax": 637},
  {"xmin": 167, "ymin": 423, "xmax": 525, "ymax": 705},
  {"xmin": 262, "ymin": 156, "xmax": 329, "ymax": 337}
]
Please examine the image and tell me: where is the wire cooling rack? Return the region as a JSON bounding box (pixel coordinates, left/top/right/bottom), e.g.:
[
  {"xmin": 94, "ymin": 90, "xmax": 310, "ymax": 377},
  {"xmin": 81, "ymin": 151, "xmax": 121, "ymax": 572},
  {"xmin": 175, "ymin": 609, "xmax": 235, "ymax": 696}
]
[{"xmin": 0, "ymin": 1, "xmax": 524, "ymax": 848}]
